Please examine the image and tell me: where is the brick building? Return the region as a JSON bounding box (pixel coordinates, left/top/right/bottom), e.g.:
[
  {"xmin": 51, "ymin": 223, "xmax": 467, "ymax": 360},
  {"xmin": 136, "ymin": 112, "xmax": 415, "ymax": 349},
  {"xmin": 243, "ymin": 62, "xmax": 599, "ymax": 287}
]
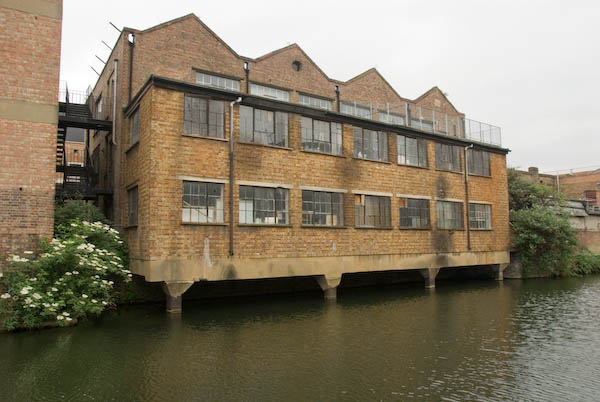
[
  {"xmin": 0, "ymin": 1, "xmax": 63, "ymax": 257},
  {"xmin": 88, "ymin": 14, "xmax": 510, "ymax": 310}
]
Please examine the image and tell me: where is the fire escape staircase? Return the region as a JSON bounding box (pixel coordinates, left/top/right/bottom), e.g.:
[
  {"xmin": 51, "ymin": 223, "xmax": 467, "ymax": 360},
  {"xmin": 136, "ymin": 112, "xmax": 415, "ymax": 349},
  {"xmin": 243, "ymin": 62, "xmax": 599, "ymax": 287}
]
[{"xmin": 57, "ymin": 92, "xmax": 112, "ymax": 200}]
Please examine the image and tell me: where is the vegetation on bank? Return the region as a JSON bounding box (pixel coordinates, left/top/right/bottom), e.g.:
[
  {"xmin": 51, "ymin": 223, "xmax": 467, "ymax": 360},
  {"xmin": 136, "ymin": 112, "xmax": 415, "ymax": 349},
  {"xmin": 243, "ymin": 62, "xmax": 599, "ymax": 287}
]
[
  {"xmin": 508, "ymin": 169, "xmax": 600, "ymax": 277},
  {"xmin": 0, "ymin": 201, "xmax": 132, "ymax": 331}
]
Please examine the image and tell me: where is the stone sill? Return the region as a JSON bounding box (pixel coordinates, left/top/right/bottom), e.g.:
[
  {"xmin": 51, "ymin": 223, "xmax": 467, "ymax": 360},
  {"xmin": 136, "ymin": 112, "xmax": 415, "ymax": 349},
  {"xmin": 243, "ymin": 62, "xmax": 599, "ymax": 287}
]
[
  {"xmin": 354, "ymin": 226, "xmax": 394, "ymax": 230},
  {"xmin": 352, "ymin": 157, "xmax": 392, "ymax": 165},
  {"xmin": 238, "ymin": 224, "xmax": 292, "ymax": 228},
  {"xmin": 397, "ymin": 163, "xmax": 430, "ymax": 171},
  {"xmin": 434, "ymin": 168, "xmax": 463, "ymax": 175},
  {"xmin": 470, "ymin": 228, "xmax": 493, "ymax": 231},
  {"xmin": 301, "ymin": 149, "xmax": 347, "ymax": 159},
  {"xmin": 182, "ymin": 222, "xmax": 228, "ymax": 226},
  {"xmin": 237, "ymin": 141, "xmax": 293, "ymax": 151},
  {"xmin": 399, "ymin": 227, "xmax": 432, "ymax": 231},
  {"xmin": 181, "ymin": 134, "xmax": 228, "ymax": 142},
  {"xmin": 468, "ymin": 173, "xmax": 492, "ymax": 178},
  {"xmin": 301, "ymin": 225, "xmax": 347, "ymax": 229}
]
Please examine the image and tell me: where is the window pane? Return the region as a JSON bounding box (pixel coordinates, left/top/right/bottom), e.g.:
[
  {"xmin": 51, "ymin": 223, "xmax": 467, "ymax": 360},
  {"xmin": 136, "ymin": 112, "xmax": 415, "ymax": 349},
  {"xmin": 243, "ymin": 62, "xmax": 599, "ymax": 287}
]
[
  {"xmin": 208, "ymin": 100, "xmax": 225, "ymax": 138},
  {"xmin": 275, "ymin": 112, "xmax": 288, "ymax": 147},
  {"xmin": 240, "ymin": 105, "xmax": 253, "ymax": 142},
  {"xmin": 397, "ymin": 135, "xmax": 406, "ymax": 164},
  {"xmin": 196, "ymin": 72, "xmax": 240, "ymax": 92}
]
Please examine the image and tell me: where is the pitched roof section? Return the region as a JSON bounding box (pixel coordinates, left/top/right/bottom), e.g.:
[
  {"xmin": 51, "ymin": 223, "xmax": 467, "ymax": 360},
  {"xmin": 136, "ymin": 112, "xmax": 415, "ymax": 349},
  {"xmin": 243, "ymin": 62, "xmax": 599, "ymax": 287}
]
[
  {"xmin": 252, "ymin": 43, "xmax": 331, "ymax": 82},
  {"xmin": 343, "ymin": 68, "xmax": 409, "ymax": 102},
  {"xmin": 413, "ymin": 86, "xmax": 460, "ymax": 114}
]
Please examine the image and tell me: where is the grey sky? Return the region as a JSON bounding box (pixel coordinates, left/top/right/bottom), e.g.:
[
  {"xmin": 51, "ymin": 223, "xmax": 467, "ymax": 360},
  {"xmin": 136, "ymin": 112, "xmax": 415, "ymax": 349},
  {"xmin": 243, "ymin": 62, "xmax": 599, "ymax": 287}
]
[{"xmin": 60, "ymin": 0, "xmax": 599, "ymax": 173}]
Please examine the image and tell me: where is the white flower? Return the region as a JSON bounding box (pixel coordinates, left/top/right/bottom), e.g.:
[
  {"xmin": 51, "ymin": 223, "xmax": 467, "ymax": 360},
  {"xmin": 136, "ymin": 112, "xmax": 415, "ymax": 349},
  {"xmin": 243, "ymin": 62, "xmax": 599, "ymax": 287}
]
[
  {"xmin": 29, "ymin": 277, "xmax": 37, "ymax": 282},
  {"xmin": 32, "ymin": 293, "xmax": 42, "ymax": 300},
  {"xmin": 51, "ymin": 287, "xmax": 58, "ymax": 292},
  {"xmin": 66, "ymin": 317, "xmax": 73, "ymax": 322},
  {"xmin": 108, "ymin": 281, "xmax": 114, "ymax": 285},
  {"xmin": 70, "ymin": 223, "xmax": 78, "ymax": 227},
  {"xmin": 29, "ymin": 304, "xmax": 36, "ymax": 308},
  {"xmin": 23, "ymin": 250, "xmax": 33, "ymax": 255},
  {"xmin": 81, "ymin": 294, "xmax": 88, "ymax": 299},
  {"xmin": 56, "ymin": 315, "xmax": 64, "ymax": 321},
  {"xmin": 51, "ymin": 303, "xmax": 58, "ymax": 307},
  {"xmin": 73, "ymin": 271, "xmax": 79, "ymax": 275},
  {"xmin": 79, "ymin": 301, "xmax": 85, "ymax": 305},
  {"xmin": 101, "ymin": 301, "xmax": 108, "ymax": 306},
  {"xmin": 43, "ymin": 303, "xmax": 50, "ymax": 308},
  {"xmin": 1, "ymin": 293, "xmax": 11, "ymax": 299},
  {"xmin": 53, "ymin": 246, "xmax": 60, "ymax": 251},
  {"xmin": 62, "ymin": 312, "xmax": 70, "ymax": 317},
  {"xmin": 65, "ymin": 272, "xmax": 72, "ymax": 276},
  {"xmin": 0, "ymin": 272, "xmax": 3, "ymax": 278},
  {"xmin": 25, "ymin": 297, "xmax": 32, "ymax": 303},
  {"xmin": 20, "ymin": 288, "xmax": 30, "ymax": 295},
  {"xmin": 91, "ymin": 299, "xmax": 97, "ymax": 303}
]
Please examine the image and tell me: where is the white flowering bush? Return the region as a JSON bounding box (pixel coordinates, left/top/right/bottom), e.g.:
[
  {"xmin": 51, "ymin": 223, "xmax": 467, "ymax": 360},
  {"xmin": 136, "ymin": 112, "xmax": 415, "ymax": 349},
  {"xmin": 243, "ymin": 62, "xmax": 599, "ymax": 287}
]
[{"xmin": 0, "ymin": 220, "xmax": 132, "ymax": 331}]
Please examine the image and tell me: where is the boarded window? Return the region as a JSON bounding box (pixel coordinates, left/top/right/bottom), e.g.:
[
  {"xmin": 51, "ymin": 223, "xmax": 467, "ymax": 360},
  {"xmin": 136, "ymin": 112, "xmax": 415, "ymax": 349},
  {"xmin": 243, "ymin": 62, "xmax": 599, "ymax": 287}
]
[
  {"xmin": 239, "ymin": 186, "xmax": 289, "ymax": 225},
  {"xmin": 469, "ymin": 203, "xmax": 491, "ymax": 229},
  {"xmin": 353, "ymin": 128, "xmax": 388, "ymax": 162},
  {"xmin": 355, "ymin": 194, "xmax": 391, "ymax": 228},
  {"xmin": 302, "ymin": 191, "xmax": 344, "ymax": 226},
  {"xmin": 129, "ymin": 108, "xmax": 140, "ymax": 145},
  {"xmin": 184, "ymin": 95, "xmax": 225, "ymax": 138},
  {"xmin": 398, "ymin": 135, "xmax": 428, "ymax": 167},
  {"xmin": 467, "ymin": 149, "xmax": 491, "ymax": 176},
  {"xmin": 127, "ymin": 186, "xmax": 138, "ymax": 226},
  {"xmin": 301, "ymin": 117, "xmax": 342, "ymax": 155},
  {"xmin": 399, "ymin": 198, "xmax": 430, "ymax": 229},
  {"xmin": 437, "ymin": 200, "xmax": 463, "ymax": 229},
  {"xmin": 435, "ymin": 143, "xmax": 462, "ymax": 172},
  {"xmin": 239, "ymin": 105, "xmax": 288, "ymax": 147},
  {"xmin": 182, "ymin": 181, "xmax": 224, "ymax": 223}
]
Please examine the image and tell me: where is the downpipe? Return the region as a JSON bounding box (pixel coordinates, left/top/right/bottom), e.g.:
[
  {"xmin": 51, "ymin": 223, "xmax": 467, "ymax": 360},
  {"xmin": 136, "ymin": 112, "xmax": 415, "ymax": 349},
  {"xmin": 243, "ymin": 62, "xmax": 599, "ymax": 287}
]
[
  {"xmin": 464, "ymin": 144, "xmax": 474, "ymax": 250},
  {"xmin": 229, "ymin": 97, "xmax": 243, "ymax": 256}
]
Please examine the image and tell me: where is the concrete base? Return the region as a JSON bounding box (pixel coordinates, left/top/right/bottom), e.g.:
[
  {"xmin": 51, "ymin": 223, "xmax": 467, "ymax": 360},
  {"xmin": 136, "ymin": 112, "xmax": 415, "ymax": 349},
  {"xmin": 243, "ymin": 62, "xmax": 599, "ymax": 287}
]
[
  {"xmin": 315, "ymin": 275, "xmax": 341, "ymax": 300},
  {"xmin": 492, "ymin": 263, "xmax": 509, "ymax": 281},
  {"xmin": 419, "ymin": 268, "xmax": 440, "ymax": 288},
  {"xmin": 162, "ymin": 281, "xmax": 194, "ymax": 313}
]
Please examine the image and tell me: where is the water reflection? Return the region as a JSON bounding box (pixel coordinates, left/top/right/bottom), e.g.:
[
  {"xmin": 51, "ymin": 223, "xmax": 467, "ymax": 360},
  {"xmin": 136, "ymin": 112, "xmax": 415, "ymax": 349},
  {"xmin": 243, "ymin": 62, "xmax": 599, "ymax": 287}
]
[{"xmin": 2, "ymin": 277, "xmax": 600, "ymax": 401}]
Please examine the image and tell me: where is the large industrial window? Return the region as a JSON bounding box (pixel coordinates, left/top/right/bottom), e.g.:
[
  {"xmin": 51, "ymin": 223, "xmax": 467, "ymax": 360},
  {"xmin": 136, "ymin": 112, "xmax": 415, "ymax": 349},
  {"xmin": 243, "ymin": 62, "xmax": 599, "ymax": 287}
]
[
  {"xmin": 239, "ymin": 186, "xmax": 289, "ymax": 225},
  {"xmin": 399, "ymin": 198, "xmax": 430, "ymax": 229},
  {"xmin": 435, "ymin": 143, "xmax": 462, "ymax": 172},
  {"xmin": 298, "ymin": 94, "xmax": 332, "ymax": 111},
  {"xmin": 239, "ymin": 105, "xmax": 288, "ymax": 147},
  {"xmin": 184, "ymin": 95, "xmax": 225, "ymax": 139},
  {"xmin": 378, "ymin": 111, "xmax": 405, "ymax": 125},
  {"xmin": 437, "ymin": 200, "xmax": 463, "ymax": 230},
  {"xmin": 249, "ymin": 83, "xmax": 289, "ymax": 102},
  {"xmin": 469, "ymin": 203, "xmax": 491, "ymax": 229},
  {"xmin": 127, "ymin": 186, "xmax": 138, "ymax": 226},
  {"xmin": 341, "ymin": 102, "xmax": 372, "ymax": 119},
  {"xmin": 302, "ymin": 190, "xmax": 344, "ymax": 226},
  {"xmin": 182, "ymin": 181, "xmax": 224, "ymax": 224},
  {"xmin": 129, "ymin": 108, "xmax": 140, "ymax": 145},
  {"xmin": 397, "ymin": 135, "xmax": 428, "ymax": 167},
  {"xmin": 355, "ymin": 194, "xmax": 391, "ymax": 228},
  {"xmin": 301, "ymin": 117, "xmax": 342, "ymax": 155},
  {"xmin": 467, "ymin": 149, "xmax": 491, "ymax": 176},
  {"xmin": 196, "ymin": 71, "xmax": 240, "ymax": 92},
  {"xmin": 353, "ymin": 128, "xmax": 388, "ymax": 162}
]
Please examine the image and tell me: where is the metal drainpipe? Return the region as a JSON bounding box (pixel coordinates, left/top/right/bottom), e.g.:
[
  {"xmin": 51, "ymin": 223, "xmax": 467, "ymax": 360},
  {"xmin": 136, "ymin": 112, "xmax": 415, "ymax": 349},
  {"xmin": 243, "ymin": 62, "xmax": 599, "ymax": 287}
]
[
  {"xmin": 112, "ymin": 59, "xmax": 118, "ymax": 145},
  {"xmin": 128, "ymin": 33, "xmax": 135, "ymax": 102},
  {"xmin": 464, "ymin": 144, "xmax": 474, "ymax": 250},
  {"xmin": 229, "ymin": 97, "xmax": 243, "ymax": 256},
  {"xmin": 334, "ymin": 85, "xmax": 340, "ymax": 112}
]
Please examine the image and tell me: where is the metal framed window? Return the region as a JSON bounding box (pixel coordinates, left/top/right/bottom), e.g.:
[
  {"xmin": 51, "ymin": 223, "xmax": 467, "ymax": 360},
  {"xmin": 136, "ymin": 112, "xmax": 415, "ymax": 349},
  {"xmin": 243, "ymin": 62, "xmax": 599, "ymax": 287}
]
[
  {"xmin": 128, "ymin": 186, "xmax": 138, "ymax": 226},
  {"xmin": 249, "ymin": 83, "xmax": 289, "ymax": 102},
  {"xmin": 239, "ymin": 105, "xmax": 288, "ymax": 147},
  {"xmin": 378, "ymin": 111, "xmax": 405, "ymax": 125},
  {"xmin": 341, "ymin": 102, "xmax": 372, "ymax": 119},
  {"xmin": 410, "ymin": 119, "xmax": 434, "ymax": 132},
  {"xmin": 196, "ymin": 71, "xmax": 240, "ymax": 92},
  {"xmin": 467, "ymin": 149, "xmax": 491, "ymax": 176},
  {"xmin": 353, "ymin": 127, "xmax": 388, "ymax": 162},
  {"xmin": 182, "ymin": 181, "xmax": 224, "ymax": 223},
  {"xmin": 435, "ymin": 143, "xmax": 462, "ymax": 172},
  {"xmin": 437, "ymin": 200, "xmax": 463, "ymax": 230},
  {"xmin": 397, "ymin": 135, "xmax": 428, "ymax": 167},
  {"xmin": 184, "ymin": 95, "xmax": 225, "ymax": 138},
  {"xmin": 355, "ymin": 194, "xmax": 391, "ymax": 228},
  {"xmin": 301, "ymin": 116, "xmax": 342, "ymax": 155},
  {"xmin": 399, "ymin": 198, "xmax": 430, "ymax": 229},
  {"xmin": 298, "ymin": 94, "xmax": 332, "ymax": 111},
  {"xmin": 239, "ymin": 186, "xmax": 289, "ymax": 225},
  {"xmin": 129, "ymin": 108, "xmax": 140, "ymax": 145},
  {"xmin": 469, "ymin": 203, "xmax": 491, "ymax": 229},
  {"xmin": 302, "ymin": 190, "xmax": 344, "ymax": 226}
]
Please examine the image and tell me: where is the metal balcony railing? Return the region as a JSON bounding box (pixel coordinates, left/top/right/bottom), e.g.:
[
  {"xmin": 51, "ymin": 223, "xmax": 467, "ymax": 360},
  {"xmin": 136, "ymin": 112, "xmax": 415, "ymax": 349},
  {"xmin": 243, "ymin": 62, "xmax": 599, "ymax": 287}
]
[{"xmin": 338, "ymin": 99, "xmax": 502, "ymax": 147}]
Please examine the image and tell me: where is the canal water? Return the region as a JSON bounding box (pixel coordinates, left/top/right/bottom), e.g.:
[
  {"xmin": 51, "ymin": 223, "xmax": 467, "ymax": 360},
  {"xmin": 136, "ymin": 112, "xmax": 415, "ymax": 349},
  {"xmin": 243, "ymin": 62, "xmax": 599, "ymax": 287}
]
[{"xmin": 2, "ymin": 276, "xmax": 600, "ymax": 402}]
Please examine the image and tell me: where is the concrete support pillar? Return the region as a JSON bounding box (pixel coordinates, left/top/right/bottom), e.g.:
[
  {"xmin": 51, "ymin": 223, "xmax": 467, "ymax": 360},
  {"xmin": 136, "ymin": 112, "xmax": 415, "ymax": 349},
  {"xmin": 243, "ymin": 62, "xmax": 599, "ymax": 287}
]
[
  {"xmin": 492, "ymin": 264, "xmax": 509, "ymax": 281},
  {"xmin": 162, "ymin": 281, "xmax": 194, "ymax": 313},
  {"xmin": 315, "ymin": 275, "xmax": 341, "ymax": 300},
  {"xmin": 419, "ymin": 268, "xmax": 440, "ymax": 289}
]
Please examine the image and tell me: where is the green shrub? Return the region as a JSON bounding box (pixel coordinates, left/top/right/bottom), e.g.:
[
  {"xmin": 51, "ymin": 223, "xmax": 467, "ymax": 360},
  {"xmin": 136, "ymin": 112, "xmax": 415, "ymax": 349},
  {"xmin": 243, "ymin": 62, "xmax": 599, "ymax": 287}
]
[
  {"xmin": 54, "ymin": 200, "xmax": 108, "ymax": 234},
  {"xmin": 569, "ymin": 250, "xmax": 600, "ymax": 276},
  {"xmin": 510, "ymin": 206, "xmax": 577, "ymax": 277},
  {"xmin": 0, "ymin": 221, "xmax": 131, "ymax": 331}
]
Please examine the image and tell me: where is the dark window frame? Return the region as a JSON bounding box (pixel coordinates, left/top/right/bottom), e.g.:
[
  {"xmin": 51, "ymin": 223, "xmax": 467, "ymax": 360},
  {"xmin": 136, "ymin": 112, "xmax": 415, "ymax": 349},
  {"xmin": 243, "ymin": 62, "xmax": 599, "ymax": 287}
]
[
  {"xmin": 182, "ymin": 181, "xmax": 225, "ymax": 224},
  {"xmin": 469, "ymin": 203, "xmax": 492, "ymax": 229},
  {"xmin": 436, "ymin": 200, "xmax": 464, "ymax": 230},
  {"xmin": 467, "ymin": 149, "xmax": 491, "ymax": 177},
  {"xmin": 354, "ymin": 194, "xmax": 391, "ymax": 228},
  {"xmin": 183, "ymin": 94, "xmax": 226, "ymax": 139},
  {"xmin": 239, "ymin": 105, "xmax": 288, "ymax": 148},
  {"xmin": 129, "ymin": 107, "xmax": 140, "ymax": 145},
  {"xmin": 399, "ymin": 198, "xmax": 431, "ymax": 229},
  {"xmin": 302, "ymin": 190, "xmax": 344, "ymax": 226},
  {"xmin": 127, "ymin": 186, "xmax": 138, "ymax": 226},
  {"xmin": 239, "ymin": 185, "xmax": 289, "ymax": 225},
  {"xmin": 353, "ymin": 127, "xmax": 388, "ymax": 162},
  {"xmin": 435, "ymin": 143, "xmax": 462, "ymax": 172},
  {"xmin": 397, "ymin": 135, "xmax": 428, "ymax": 168},
  {"xmin": 301, "ymin": 116, "xmax": 343, "ymax": 155}
]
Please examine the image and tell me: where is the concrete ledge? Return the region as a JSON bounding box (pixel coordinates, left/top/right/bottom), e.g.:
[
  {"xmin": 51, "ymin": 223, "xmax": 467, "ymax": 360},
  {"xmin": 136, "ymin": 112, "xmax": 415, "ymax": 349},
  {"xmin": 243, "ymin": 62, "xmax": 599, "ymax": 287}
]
[
  {"xmin": 131, "ymin": 251, "xmax": 510, "ymax": 283},
  {"xmin": 1, "ymin": 0, "xmax": 63, "ymax": 20},
  {"xmin": 0, "ymin": 99, "xmax": 58, "ymax": 124}
]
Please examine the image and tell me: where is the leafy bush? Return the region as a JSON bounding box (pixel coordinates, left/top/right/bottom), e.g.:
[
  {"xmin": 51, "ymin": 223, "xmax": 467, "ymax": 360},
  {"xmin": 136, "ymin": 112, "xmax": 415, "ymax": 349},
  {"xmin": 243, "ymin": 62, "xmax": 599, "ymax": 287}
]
[
  {"xmin": 510, "ymin": 206, "xmax": 577, "ymax": 277},
  {"xmin": 54, "ymin": 200, "xmax": 108, "ymax": 234},
  {"xmin": 0, "ymin": 220, "xmax": 131, "ymax": 331},
  {"xmin": 507, "ymin": 168, "xmax": 565, "ymax": 211},
  {"xmin": 569, "ymin": 250, "xmax": 600, "ymax": 276}
]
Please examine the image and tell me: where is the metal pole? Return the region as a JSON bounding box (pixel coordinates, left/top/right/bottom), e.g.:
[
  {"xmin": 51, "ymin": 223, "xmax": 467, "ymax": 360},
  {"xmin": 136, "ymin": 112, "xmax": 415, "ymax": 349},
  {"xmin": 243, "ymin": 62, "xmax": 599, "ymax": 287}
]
[
  {"xmin": 464, "ymin": 144, "xmax": 473, "ymax": 250},
  {"xmin": 229, "ymin": 97, "xmax": 243, "ymax": 256}
]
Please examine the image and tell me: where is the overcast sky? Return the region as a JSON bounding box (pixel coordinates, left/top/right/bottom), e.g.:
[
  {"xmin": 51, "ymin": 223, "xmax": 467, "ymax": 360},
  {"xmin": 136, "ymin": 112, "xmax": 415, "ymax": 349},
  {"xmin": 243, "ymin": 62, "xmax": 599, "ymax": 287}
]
[{"xmin": 60, "ymin": 0, "xmax": 599, "ymax": 173}]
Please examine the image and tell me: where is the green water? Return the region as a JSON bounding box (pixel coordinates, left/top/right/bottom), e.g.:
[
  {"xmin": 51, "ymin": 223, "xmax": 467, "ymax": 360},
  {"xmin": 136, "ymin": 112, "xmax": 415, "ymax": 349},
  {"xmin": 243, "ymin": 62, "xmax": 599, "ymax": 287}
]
[{"xmin": 2, "ymin": 276, "xmax": 600, "ymax": 401}]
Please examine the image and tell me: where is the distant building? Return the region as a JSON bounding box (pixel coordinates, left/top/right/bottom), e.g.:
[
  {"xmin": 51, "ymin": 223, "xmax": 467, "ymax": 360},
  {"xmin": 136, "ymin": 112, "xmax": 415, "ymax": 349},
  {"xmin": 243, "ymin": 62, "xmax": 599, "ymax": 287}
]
[
  {"xmin": 0, "ymin": 1, "xmax": 63, "ymax": 256},
  {"xmin": 81, "ymin": 14, "xmax": 511, "ymax": 310}
]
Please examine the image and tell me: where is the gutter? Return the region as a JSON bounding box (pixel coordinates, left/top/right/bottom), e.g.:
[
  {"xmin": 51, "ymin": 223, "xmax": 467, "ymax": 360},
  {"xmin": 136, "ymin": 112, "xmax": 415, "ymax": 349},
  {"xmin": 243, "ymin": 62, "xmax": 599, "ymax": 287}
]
[{"xmin": 229, "ymin": 97, "xmax": 243, "ymax": 256}]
